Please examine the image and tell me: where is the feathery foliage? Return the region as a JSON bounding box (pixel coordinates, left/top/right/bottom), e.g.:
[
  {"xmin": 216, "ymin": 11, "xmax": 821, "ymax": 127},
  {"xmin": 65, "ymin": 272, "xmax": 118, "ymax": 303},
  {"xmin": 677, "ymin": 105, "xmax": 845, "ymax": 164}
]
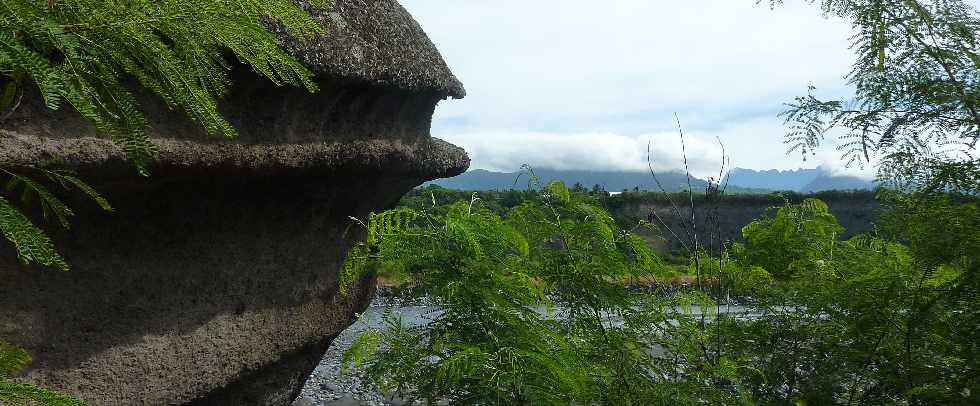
[
  {"xmin": 721, "ymin": 193, "xmax": 978, "ymax": 404},
  {"xmin": 750, "ymin": 2, "xmax": 980, "ymax": 401},
  {"xmin": 345, "ymin": 180, "xmax": 978, "ymax": 404},
  {"xmin": 737, "ymin": 198, "xmax": 842, "ymax": 278},
  {"xmin": 341, "ymin": 180, "xmax": 777, "ymax": 405},
  {"xmin": 0, "ymin": 0, "xmax": 328, "ymax": 172},
  {"xmin": 0, "ymin": 340, "xmax": 88, "ymax": 405},
  {"xmin": 769, "ymin": 0, "xmax": 980, "ymax": 192},
  {"xmin": 0, "ymin": 194, "xmax": 67, "ymax": 271},
  {"xmin": 0, "ymin": 167, "xmax": 110, "ymax": 271}
]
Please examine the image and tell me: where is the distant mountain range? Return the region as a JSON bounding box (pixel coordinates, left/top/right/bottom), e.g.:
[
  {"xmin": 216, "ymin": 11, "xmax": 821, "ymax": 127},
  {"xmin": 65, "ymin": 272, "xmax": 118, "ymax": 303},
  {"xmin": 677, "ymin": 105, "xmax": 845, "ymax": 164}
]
[
  {"xmin": 429, "ymin": 167, "xmax": 878, "ymax": 193},
  {"xmin": 723, "ymin": 168, "xmax": 821, "ymax": 191},
  {"xmin": 724, "ymin": 168, "xmax": 877, "ymax": 192},
  {"xmin": 427, "ymin": 169, "xmax": 707, "ymax": 192}
]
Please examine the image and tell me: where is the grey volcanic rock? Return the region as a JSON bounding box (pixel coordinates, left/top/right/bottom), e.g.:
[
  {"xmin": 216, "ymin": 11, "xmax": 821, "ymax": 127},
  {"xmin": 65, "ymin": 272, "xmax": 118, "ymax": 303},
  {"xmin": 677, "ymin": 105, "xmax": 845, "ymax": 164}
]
[
  {"xmin": 271, "ymin": 0, "xmax": 466, "ymax": 98},
  {"xmin": 0, "ymin": 0, "xmax": 466, "ymax": 405}
]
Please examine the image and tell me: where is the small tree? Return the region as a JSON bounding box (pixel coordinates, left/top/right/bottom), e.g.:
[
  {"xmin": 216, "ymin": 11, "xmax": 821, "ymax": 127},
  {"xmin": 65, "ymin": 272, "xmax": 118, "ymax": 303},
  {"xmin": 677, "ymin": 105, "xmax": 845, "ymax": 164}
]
[
  {"xmin": 771, "ymin": 0, "xmax": 980, "ymax": 193},
  {"xmin": 341, "ymin": 181, "xmax": 760, "ymax": 405},
  {"xmin": 765, "ymin": 2, "xmax": 980, "ymax": 399}
]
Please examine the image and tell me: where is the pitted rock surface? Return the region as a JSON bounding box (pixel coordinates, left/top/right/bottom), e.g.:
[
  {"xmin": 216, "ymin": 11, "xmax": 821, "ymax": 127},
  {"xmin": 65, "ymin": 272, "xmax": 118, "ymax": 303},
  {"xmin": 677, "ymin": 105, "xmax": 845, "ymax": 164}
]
[{"xmin": 0, "ymin": 0, "xmax": 467, "ymax": 404}]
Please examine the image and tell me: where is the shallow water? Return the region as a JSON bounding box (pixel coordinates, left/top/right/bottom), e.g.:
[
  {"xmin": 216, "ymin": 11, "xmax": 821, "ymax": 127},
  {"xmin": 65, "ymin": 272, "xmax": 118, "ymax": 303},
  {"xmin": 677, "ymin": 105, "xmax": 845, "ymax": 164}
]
[{"xmin": 295, "ymin": 296, "xmax": 777, "ymax": 405}]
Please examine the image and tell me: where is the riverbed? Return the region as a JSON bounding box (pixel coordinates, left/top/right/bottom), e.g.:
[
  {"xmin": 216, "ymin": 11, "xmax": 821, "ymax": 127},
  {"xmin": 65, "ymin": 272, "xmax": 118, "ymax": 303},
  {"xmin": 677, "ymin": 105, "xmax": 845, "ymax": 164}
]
[{"xmin": 293, "ymin": 295, "xmax": 762, "ymax": 406}]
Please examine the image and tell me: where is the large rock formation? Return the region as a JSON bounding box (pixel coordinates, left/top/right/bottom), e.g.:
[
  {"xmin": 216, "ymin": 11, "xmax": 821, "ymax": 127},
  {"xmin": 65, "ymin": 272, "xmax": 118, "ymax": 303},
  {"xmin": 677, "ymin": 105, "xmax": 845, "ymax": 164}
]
[{"xmin": 0, "ymin": 1, "xmax": 467, "ymax": 404}]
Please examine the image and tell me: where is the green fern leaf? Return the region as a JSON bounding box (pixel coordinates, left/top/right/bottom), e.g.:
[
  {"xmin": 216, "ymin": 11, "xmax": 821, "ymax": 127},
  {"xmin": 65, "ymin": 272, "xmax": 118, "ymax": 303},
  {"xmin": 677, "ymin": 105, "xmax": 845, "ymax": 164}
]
[
  {"xmin": 0, "ymin": 196, "xmax": 69, "ymax": 271},
  {"xmin": 44, "ymin": 169, "xmax": 113, "ymax": 212},
  {"xmin": 0, "ymin": 341, "xmax": 29, "ymax": 378},
  {"xmin": 6, "ymin": 174, "xmax": 73, "ymax": 229},
  {"xmin": 341, "ymin": 330, "xmax": 382, "ymax": 376}
]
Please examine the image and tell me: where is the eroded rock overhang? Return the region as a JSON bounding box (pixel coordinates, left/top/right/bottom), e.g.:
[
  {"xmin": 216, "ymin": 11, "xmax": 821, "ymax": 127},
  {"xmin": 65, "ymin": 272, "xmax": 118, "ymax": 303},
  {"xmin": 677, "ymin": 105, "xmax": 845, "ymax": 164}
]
[{"xmin": 0, "ymin": 0, "xmax": 468, "ymax": 404}]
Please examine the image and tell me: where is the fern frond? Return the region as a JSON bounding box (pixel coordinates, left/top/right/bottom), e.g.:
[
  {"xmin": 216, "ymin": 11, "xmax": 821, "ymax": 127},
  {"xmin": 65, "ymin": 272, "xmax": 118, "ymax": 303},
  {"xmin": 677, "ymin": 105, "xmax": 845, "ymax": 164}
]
[
  {"xmin": 0, "ymin": 196, "xmax": 68, "ymax": 271},
  {"xmin": 435, "ymin": 347, "xmax": 488, "ymax": 382},
  {"xmin": 341, "ymin": 330, "xmax": 382, "ymax": 376},
  {"xmin": 0, "ymin": 341, "xmax": 89, "ymax": 406},
  {"xmin": 0, "ymin": 0, "xmax": 330, "ymax": 173},
  {"xmin": 339, "ymin": 243, "xmax": 370, "ymax": 296},
  {"xmin": 44, "ymin": 169, "xmax": 112, "ymax": 212},
  {"xmin": 367, "ymin": 208, "xmax": 418, "ymax": 245},
  {"xmin": 0, "ymin": 341, "xmax": 29, "ymax": 378},
  {"xmin": 0, "ymin": 31, "xmax": 64, "ymax": 110},
  {"xmin": 5, "ymin": 174, "xmax": 73, "ymax": 229},
  {"xmin": 0, "ymin": 380, "xmax": 90, "ymax": 406}
]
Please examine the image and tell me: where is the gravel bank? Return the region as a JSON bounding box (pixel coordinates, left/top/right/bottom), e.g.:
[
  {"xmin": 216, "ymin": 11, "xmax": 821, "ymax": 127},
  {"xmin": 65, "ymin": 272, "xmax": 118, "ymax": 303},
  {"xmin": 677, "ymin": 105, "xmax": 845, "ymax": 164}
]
[
  {"xmin": 292, "ymin": 292, "xmax": 754, "ymax": 406},
  {"xmin": 293, "ymin": 295, "xmax": 442, "ymax": 406}
]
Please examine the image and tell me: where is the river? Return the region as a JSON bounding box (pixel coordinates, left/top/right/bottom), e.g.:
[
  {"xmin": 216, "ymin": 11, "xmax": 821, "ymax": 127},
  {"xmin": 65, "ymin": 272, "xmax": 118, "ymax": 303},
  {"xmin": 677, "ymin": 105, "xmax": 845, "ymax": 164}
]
[{"xmin": 294, "ymin": 296, "xmax": 767, "ymax": 406}]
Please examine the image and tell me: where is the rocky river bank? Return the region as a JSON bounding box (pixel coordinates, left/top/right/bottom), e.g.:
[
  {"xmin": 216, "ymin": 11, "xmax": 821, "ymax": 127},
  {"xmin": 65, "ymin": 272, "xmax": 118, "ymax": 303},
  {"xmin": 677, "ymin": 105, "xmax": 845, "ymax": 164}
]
[
  {"xmin": 291, "ymin": 292, "xmax": 760, "ymax": 406},
  {"xmin": 292, "ymin": 296, "xmax": 443, "ymax": 406}
]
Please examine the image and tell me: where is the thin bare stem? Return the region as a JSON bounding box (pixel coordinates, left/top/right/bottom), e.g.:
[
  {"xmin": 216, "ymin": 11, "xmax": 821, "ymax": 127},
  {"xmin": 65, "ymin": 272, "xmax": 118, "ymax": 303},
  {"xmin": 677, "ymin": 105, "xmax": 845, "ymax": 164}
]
[
  {"xmin": 675, "ymin": 114, "xmax": 702, "ymax": 291},
  {"xmin": 648, "ymin": 208, "xmax": 692, "ymax": 253},
  {"xmin": 646, "ymin": 141, "xmax": 696, "ymax": 245}
]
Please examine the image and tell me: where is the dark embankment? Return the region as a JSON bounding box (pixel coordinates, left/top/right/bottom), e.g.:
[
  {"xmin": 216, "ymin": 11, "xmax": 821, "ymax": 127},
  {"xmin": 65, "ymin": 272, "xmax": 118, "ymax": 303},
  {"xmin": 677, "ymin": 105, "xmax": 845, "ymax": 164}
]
[{"xmin": 606, "ymin": 190, "xmax": 879, "ymax": 252}]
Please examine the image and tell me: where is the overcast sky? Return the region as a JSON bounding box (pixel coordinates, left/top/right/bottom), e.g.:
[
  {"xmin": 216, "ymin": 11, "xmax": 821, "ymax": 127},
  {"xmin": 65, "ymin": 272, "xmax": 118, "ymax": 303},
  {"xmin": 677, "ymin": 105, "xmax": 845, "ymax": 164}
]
[{"xmin": 399, "ymin": 0, "xmax": 978, "ymax": 179}]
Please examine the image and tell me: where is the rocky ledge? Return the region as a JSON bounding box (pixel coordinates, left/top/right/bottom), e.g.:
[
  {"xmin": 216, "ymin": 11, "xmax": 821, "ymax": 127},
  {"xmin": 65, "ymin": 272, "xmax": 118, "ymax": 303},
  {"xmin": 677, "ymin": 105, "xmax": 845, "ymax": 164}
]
[{"xmin": 0, "ymin": 0, "xmax": 467, "ymax": 405}]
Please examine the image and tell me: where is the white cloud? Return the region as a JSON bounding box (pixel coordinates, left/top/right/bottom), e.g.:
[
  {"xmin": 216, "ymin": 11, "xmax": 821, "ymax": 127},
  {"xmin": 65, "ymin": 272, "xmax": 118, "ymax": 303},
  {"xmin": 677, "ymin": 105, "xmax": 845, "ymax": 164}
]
[
  {"xmin": 439, "ymin": 116, "xmax": 878, "ymax": 180},
  {"xmin": 402, "ymin": 0, "xmax": 980, "ymax": 179},
  {"xmin": 811, "ymin": 142, "xmax": 879, "ymax": 180},
  {"xmin": 406, "ymin": 0, "xmax": 855, "ymax": 133},
  {"xmin": 447, "ymin": 130, "xmax": 722, "ymax": 178}
]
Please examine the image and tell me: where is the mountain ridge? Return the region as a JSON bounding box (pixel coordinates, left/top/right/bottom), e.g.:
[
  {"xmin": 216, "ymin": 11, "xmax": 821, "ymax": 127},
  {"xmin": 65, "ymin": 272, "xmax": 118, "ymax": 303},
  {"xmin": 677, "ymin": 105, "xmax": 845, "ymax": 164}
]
[
  {"xmin": 430, "ymin": 167, "xmax": 878, "ymax": 193},
  {"xmin": 725, "ymin": 167, "xmax": 877, "ymax": 192},
  {"xmin": 428, "ymin": 168, "xmax": 708, "ymax": 192}
]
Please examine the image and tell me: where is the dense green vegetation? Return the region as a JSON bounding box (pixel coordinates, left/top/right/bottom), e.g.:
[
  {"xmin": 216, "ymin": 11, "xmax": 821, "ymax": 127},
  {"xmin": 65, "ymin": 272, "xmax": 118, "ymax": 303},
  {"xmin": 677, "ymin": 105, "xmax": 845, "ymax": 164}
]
[
  {"xmin": 403, "ymin": 183, "xmax": 878, "ymax": 211},
  {"xmin": 0, "ymin": 1, "xmax": 327, "ymax": 403},
  {"xmin": 402, "ymin": 183, "xmax": 878, "ymax": 239},
  {"xmin": 343, "ymin": 180, "xmax": 692, "ymax": 404},
  {"xmin": 343, "ymin": 181, "xmax": 978, "ymax": 404},
  {"xmin": 340, "ymin": 0, "xmax": 980, "ymax": 404}
]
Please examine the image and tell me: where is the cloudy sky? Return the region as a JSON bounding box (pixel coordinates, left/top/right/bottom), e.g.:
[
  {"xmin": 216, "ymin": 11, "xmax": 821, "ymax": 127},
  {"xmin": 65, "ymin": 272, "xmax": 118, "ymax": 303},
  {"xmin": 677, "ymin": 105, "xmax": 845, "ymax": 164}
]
[{"xmin": 398, "ymin": 0, "xmax": 972, "ymax": 178}]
